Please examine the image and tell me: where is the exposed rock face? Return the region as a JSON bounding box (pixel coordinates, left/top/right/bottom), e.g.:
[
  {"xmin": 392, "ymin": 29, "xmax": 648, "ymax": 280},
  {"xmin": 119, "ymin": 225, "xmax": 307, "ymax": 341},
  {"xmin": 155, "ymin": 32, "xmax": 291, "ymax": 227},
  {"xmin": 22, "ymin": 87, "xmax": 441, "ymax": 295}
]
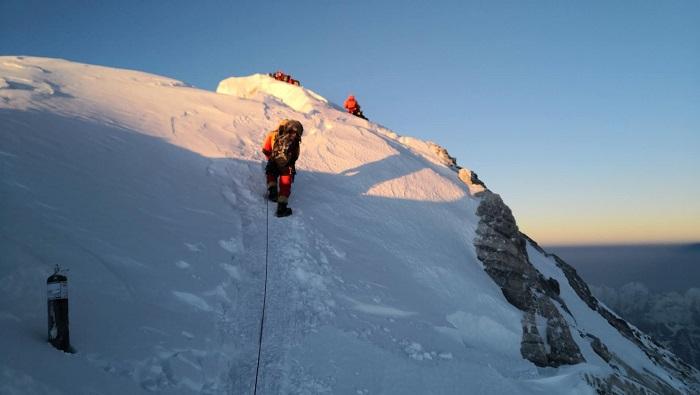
[
  {"xmin": 428, "ymin": 142, "xmax": 487, "ymax": 195},
  {"xmin": 586, "ymin": 334, "xmax": 612, "ymax": 363},
  {"xmin": 450, "ymin": 148, "xmax": 699, "ymax": 392},
  {"xmin": 458, "ymin": 168, "xmax": 486, "ymax": 195},
  {"xmin": 429, "ymin": 142, "xmax": 460, "ymax": 170},
  {"xmin": 474, "ymin": 191, "xmax": 584, "ymax": 367}
]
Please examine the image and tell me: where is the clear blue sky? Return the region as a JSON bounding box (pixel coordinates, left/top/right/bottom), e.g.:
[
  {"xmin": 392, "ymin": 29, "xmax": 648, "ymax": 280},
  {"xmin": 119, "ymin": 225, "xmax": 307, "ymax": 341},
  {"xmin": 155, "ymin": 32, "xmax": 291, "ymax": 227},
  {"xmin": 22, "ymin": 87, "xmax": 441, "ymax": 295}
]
[{"xmin": 2, "ymin": 0, "xmax": 698, "ymax": 244}]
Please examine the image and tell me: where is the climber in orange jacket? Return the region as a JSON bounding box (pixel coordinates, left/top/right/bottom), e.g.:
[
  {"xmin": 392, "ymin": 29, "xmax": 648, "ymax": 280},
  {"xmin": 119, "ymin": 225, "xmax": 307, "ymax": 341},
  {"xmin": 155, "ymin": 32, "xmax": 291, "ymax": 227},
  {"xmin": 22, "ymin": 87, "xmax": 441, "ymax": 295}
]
[
  {"xmin": 262, "ymin": 119, "xmax": 303, "ymax": 217},
  {"xmin": 343, "ymin": 95, "xmax": 367, "ymax": 120},
  {"xmin": 268, "ymin": 70, "xmax": 301, "ymax": 86}
]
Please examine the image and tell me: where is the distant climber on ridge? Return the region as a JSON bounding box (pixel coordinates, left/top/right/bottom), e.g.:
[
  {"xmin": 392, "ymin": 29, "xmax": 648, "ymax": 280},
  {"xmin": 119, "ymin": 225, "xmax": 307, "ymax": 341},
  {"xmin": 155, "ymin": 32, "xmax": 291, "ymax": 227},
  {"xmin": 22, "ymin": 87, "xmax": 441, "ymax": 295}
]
[
  {"xmin": 262, "ymin": 119, "xmax": 303, "ymax": 217},
  {"xmin": 268, "ymin": 70, "xmax": 300, "ymax": 86},
  {"xmin": 343, "ymin": 95, "xmax": 367, "ymax": 120}
]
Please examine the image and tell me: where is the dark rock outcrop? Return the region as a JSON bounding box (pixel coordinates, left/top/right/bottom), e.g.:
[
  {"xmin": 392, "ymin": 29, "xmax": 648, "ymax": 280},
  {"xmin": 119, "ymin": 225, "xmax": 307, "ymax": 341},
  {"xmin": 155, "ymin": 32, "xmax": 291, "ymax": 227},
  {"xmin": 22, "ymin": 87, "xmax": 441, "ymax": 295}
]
[
  {"xmin": 458, "ymin": 168, "xmax": 485, "ymax": 190},
  {"xmin": 586, "ymin": 334, "xmax": 612, "ymax": 363},
  {"xmin": 474, "ymin": 191, "xmax": 584, "ymax": 367},
  {"xmin": 429, "ymin": 142, "xmax": 460, "ymax": 170},
  {"xmin": 462, "ymin": 157, "xmax": 699, "ymax": 392}
]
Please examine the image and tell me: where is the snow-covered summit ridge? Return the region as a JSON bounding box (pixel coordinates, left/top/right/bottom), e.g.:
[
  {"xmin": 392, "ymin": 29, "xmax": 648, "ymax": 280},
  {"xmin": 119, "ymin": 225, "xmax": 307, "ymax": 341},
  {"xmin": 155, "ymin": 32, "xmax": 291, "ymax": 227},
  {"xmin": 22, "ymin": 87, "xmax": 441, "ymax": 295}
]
[
  {"xmin": 214, "ymin": 71, "xmax": 487, "ymax": 196},
  {"xmin": 1, "ymin": 56, "xmax": 475, "ymax": 195},
  {"xmin": 2, "ymin": 56, "xmax": 698, "ymax": 394},
  {"xmin": 216, "ymin": 73, "xmax": 330, "ymax": 114}
]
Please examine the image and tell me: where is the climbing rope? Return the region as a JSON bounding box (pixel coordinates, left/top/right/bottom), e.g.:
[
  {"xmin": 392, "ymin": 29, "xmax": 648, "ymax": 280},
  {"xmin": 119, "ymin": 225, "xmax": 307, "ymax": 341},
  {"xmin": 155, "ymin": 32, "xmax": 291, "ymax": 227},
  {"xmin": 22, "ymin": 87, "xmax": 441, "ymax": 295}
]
[{"xmin": 253, "ymin": 189, "xmax": 270, "ymax": 395}]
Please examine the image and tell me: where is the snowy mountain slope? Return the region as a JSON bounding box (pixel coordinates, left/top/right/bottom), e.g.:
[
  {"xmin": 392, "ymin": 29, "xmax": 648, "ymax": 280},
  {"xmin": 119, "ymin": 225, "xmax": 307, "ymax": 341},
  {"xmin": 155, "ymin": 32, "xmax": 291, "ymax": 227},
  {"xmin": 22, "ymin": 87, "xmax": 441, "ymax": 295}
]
[{"xmin": 1, "ymin": 56, "xmax": 698, "ymax": 394}]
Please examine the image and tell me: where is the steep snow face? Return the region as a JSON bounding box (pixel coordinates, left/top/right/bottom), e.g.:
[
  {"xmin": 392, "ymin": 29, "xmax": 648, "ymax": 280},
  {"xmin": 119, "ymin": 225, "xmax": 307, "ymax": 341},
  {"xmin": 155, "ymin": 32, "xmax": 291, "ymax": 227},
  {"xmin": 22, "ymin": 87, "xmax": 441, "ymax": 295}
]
[{"xmin": 0, "ymin": 56, "xmax": 695, "ymax": 394}]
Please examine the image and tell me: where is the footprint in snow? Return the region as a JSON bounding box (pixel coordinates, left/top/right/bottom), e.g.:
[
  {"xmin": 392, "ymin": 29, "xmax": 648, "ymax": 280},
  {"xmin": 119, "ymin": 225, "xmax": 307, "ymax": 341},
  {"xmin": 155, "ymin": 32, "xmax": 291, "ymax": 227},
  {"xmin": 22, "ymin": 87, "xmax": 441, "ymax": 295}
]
[
  {"xmin": 172, "ymin": 291, "xmax": 213, "ymax": 312},
  {"xmin": 219, "ymin": 238, "xmax": 243, "ymax": 254},
  {"xmin": 184, "ymin": 242, "xmax": 204, "ymax": 252}
]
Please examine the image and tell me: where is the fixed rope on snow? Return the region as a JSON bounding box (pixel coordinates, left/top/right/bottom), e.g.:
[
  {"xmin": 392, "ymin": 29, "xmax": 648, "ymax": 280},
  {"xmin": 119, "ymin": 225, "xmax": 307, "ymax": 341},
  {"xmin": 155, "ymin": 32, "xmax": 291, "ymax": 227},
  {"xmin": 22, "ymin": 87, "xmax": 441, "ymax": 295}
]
[{"xmin": 253, "ymin": 191, "xmax": 270, "ymax": 395}]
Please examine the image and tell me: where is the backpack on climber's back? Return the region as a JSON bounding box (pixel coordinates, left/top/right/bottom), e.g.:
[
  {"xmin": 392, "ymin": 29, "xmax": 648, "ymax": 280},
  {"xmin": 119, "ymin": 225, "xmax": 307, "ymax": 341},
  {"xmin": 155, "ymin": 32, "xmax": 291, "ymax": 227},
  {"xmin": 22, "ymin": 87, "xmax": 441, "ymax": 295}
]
[{"xmin": 270, "ymin": 120, "xmax": 303, "ymax": 169}]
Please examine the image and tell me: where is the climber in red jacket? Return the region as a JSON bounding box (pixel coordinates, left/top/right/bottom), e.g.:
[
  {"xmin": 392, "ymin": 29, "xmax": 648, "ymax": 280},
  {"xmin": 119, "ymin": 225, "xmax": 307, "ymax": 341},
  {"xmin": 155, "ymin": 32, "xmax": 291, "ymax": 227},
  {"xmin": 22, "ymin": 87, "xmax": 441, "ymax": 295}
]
[
  {"xmin": 268, "ymin": 70, "xmax": 301, "ymax": 86},
  {"xmin": 343, "ymin": 95, "xmax": 367, "ymax": 120},
  {"xmin": 262, "ymin": 119, "xmax": 303, "ymax": 217}
]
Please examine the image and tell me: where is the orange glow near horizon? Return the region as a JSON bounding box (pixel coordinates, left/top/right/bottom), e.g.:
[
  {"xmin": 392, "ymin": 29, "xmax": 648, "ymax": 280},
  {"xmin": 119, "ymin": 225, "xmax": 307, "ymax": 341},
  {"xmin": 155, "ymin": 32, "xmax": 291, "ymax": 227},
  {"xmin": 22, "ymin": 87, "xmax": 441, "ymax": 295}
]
[{"xmin": 517, "ymin": 211, "xmax": 700, "ymax": 246}]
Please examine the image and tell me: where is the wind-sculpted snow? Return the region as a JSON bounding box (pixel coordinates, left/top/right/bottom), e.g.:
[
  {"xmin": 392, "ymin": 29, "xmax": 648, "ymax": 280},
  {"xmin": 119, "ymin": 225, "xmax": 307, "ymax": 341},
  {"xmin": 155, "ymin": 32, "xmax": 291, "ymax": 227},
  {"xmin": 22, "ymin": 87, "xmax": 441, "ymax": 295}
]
[
  {"xmin": 1, "ymin": 56, "xmax": 698, "ymax": 394},
  {"xmin": 364, "ymin": 167, "xmax": 467, "ymax": 202},
  {"xmin": 217, "ymin": 74, "xmax": 330, "ymax": 114}
]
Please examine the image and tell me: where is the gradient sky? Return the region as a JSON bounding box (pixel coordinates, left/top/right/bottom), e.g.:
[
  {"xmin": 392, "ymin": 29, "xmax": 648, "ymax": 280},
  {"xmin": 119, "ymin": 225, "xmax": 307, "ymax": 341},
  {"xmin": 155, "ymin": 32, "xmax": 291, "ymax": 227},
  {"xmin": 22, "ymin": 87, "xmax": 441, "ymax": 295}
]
[{"xmin": 2, "ymin": 0, "xmax": 698, "ymax": 245}]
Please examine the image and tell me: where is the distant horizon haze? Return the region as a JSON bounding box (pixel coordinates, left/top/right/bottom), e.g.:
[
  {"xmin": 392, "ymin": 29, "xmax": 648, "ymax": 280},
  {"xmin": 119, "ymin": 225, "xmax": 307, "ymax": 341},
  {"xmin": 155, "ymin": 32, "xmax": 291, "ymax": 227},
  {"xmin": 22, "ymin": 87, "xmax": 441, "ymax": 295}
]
[
  {"xmin": 544, "ymin": 241, "xmax": 700, "ymax": 248},
  {"xmin": 549, "ymin": 243, "xmax": 700, "ymax": 292}
]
